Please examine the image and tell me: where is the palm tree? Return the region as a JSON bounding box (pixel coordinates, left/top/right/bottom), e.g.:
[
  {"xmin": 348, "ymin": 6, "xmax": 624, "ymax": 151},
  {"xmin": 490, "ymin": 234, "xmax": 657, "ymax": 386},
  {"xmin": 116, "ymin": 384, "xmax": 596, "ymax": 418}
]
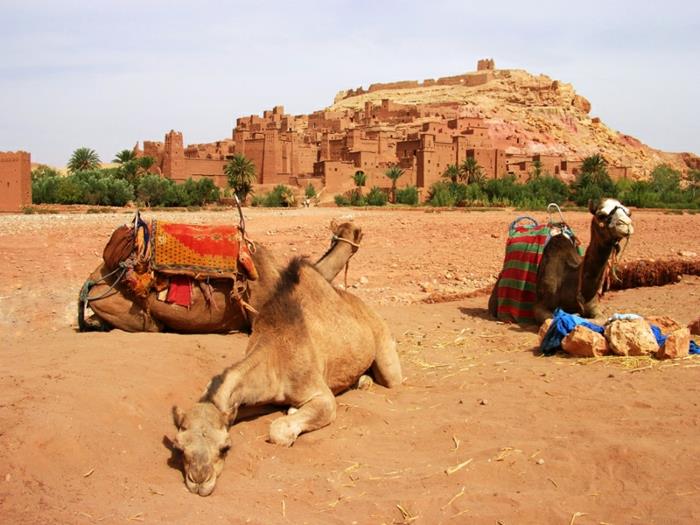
[
  {"xmin": 528, "ymin": 159, "xmax": 544, "ymax": 181},
  {"xmin": 67, "ymin": 147, "xmax": 101, "ymax": 173},
  {"xmin": 460, "ymin": 157, "xmax": 484, "ymax": 185},
  {"xmin": 224, "ymin": 154, "xmax": 257, "ymax": 201},
  {"xmin": 384, "ymin": 165, "xmax": 405, "ymax": 203},
  {"xmin": 113, "ymin": 149, "xmax": 136, "ymax": 164},
  {"xmin": 442, "ymin": 164, "xmax": 460, "ymax": 184},
  {"xmin": 580, "ymin": 154, "xmax": 611, "ymax": 186},
  {"xmin": 352, "ymin": 170, "xmax": 367, "ymax": 197}
]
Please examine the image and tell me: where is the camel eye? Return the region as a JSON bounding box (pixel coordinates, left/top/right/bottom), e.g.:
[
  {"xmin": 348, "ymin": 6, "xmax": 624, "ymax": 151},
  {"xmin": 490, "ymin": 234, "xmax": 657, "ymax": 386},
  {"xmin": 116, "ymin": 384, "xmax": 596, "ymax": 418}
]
[{"xmin": 219, "ymin": 444, "xmax": 231, "ymax": 455}]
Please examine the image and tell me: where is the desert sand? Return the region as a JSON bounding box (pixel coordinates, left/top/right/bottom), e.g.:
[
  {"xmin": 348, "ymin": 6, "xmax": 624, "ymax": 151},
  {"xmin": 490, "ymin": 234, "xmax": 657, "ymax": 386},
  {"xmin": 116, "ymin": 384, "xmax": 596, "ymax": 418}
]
[{"xmin": 1, "ymin": 207, "xmax": 699, "ymax": 524}]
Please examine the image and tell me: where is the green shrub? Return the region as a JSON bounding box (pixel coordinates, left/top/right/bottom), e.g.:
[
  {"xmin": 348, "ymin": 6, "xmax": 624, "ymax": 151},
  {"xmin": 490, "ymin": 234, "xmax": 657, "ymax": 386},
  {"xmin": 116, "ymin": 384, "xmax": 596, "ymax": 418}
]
[
  {"xmin": 427, "ymin": 181, "xmax": 456, "ymax": 207},
  {"xmin": 396, "ymin": 185, "xmax": 419, "ymax": 205},
  {"xmin": 250, "ymin": 185, "xmax": 296, "ymax": 207},
  {"xmin": 350, "ymin": 191, "xmax": 366, "ymax": 206},
  {"xmin": 366, "ymin": 186, "xmax": 388, "ymax": 206},
  {"xmin": 305, "ymin": 183, "xmax": 317, "ymax": 198},
  {"xmin": 137, "ymin": 174, "xmax": 172, "ymax": 207},
  {"xmin": 334, "ymin": 194, "xmax": 351, "ymax": 206}
]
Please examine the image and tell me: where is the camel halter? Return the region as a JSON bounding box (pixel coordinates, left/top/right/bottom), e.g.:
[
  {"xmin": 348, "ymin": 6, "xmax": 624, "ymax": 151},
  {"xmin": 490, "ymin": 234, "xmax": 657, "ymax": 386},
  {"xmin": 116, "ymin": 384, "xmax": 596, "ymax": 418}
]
[{"xmin": 329, "ymin": 234, "xmax": 361, "ymax": 289}]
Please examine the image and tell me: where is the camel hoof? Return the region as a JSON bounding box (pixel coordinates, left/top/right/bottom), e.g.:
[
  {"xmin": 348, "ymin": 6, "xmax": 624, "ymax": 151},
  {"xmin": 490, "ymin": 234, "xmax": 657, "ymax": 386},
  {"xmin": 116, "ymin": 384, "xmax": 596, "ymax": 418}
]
[
  {"xmin": 269, "ymin": 418, "xmax": 299, "ymax": 447},
  {"xmin": 356, "ymin": 375, "xmax": 373, "ymax": 390}
]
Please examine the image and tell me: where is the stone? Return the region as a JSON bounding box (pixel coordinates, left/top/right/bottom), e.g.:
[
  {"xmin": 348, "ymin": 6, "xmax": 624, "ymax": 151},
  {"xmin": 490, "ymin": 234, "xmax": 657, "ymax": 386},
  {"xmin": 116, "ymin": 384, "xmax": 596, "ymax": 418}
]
[
  {"xmin": 657, "ymin": 328, "xmax": 691, "ymax": 360},
  {"xmin": 645, "ymin": 315, "xmax": 683, "ymax": 334},
  {"xmin": 538, "ymin": 318, "xmax": 553, "ymax": 344},
  {"xmin": 688, "ymin": 317, "xmax": 700, "ymax": 336},
  {"xmin": 561, "ymin": 325, "xmax": 610, "ymax": 358},
  {"xmin": 604, "ymin": 318, "xmax": 659, "ymax": 356}
]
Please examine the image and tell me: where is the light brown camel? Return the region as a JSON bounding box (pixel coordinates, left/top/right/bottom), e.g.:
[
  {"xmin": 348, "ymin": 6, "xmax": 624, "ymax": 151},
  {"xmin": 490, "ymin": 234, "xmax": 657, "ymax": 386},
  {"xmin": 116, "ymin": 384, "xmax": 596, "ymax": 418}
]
[
  {"xmin": 80, "ymin": 220, "xmax": 362, "ymax": 333},
  {"xmin": 171, "ymin": 256, "xmax": 402, "ymax": 496},
  {"xmin": 489, "ymin": 198, "xmax": 634, "ymax": 324}
]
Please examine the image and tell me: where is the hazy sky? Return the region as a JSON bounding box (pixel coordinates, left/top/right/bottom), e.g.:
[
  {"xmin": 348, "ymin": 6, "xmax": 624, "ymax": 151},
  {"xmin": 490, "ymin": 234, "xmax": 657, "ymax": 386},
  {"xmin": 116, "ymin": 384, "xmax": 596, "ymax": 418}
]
[{"xmin": 2, "ymin": 0, "xmax": 698, "ymax": 166}]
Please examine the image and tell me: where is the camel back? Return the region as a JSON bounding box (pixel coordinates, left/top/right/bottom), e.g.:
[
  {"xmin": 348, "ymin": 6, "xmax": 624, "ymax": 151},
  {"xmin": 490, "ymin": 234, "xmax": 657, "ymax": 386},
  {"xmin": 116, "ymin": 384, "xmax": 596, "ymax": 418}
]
[{"xmin": 494, "ymin": 217, "xmax": 582, "ymax": 324}]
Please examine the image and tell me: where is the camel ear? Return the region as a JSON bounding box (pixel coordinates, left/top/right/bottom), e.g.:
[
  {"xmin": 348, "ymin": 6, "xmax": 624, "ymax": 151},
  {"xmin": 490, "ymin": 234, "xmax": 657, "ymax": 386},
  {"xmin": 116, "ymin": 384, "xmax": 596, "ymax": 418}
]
[
  {"xmin": 588, "ymin": 199, "xmax": 599, "ymax": 215},
  {"xmin": 172, "ymin": 406, "xmax": 186, "ymax": 429},
  {"xmin": 329, "ymin": 218, "xmax": 339, "ymax": 234}
]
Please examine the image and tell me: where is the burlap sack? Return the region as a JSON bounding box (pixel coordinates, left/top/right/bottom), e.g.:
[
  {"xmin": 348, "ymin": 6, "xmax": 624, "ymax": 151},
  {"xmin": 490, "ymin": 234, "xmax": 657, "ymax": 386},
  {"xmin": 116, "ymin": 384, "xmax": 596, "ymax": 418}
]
[{"xmin": 103, "ymin": 225, "xmax": 134, "ymax": 271}]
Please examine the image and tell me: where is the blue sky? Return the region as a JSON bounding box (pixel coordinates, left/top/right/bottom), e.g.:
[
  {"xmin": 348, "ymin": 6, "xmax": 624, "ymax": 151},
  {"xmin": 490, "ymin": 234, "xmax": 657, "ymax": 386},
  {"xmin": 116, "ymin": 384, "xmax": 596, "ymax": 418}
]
[{"xmin": 1, "ymin": 0, "xmax": 698, "ymax": 166}]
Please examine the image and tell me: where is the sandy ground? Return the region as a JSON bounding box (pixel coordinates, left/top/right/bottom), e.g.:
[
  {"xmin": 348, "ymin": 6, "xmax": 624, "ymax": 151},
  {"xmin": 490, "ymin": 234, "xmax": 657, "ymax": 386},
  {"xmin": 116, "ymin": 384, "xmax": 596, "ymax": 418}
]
[{"xmin": 1, "ymin": 206, "xmax": 699, "ymax": 525}]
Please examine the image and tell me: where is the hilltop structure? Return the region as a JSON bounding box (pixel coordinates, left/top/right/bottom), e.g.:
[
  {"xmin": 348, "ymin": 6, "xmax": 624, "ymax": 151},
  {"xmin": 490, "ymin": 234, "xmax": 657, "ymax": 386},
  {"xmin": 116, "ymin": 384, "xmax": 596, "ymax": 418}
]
[
  {"xmin": 0, "ymin": 151, "xmax": 31, "ymax": 212},
  {"xmin": 136, "ymin": 59, "xmax": 693, "ymax": 200}
]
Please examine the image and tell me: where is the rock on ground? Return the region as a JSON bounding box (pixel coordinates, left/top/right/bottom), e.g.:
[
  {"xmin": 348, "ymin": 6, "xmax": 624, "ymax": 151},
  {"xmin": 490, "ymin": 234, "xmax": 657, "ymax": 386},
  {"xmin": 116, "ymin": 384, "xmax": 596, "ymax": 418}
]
[
  {"xmin": 561, "ymin": 325, "xmax": 610, "ymax": 358},
  {"xmin": 657, "ymin": 328, "xmax": 691, "ymax": 360},
  {"xmin": 605, "ymin": 318, "xmax": 659, "ymax": 356}
]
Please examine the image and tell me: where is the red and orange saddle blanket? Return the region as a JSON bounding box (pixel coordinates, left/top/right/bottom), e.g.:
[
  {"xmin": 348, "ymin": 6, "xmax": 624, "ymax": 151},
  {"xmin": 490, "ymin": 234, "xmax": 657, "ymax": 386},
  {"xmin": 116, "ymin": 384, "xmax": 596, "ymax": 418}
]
[
  {"xmin": 102, "ymin": 215, "xmax": 257, "ymax": 308},
  {"xmin": 493, "ymin": 216, "xmax": 582, "ymax": 324}
]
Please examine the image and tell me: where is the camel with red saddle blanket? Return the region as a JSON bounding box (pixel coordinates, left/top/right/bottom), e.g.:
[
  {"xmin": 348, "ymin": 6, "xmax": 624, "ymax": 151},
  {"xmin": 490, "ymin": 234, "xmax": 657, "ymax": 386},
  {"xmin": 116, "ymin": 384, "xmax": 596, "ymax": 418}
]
[
  {"xmin": 79, "ymin": 218, "xmax": 363, "ymax": 333},
  {"xmin": 489, "ymin": 198, "xmax": 635, "ymax": 324}
]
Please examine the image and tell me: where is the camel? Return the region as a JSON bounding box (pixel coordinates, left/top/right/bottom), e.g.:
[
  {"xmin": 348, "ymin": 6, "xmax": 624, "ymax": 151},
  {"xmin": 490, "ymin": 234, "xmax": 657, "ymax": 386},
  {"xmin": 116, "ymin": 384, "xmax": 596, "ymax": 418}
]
[
  {"xmin": 79, "ymin": 220, "xmax": 362, "ymax": 333},
  {"xmin": 171, "ymin": 256, "xmax": 402, "ymax": 496},
  {"xmin": 489, "ymin": 198, "xmax": 634, "ymax": 324}
]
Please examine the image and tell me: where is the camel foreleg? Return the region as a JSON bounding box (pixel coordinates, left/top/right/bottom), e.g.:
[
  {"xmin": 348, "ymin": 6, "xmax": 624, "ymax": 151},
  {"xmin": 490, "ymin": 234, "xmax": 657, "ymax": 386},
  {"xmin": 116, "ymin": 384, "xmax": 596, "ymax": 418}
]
[
  {"xmin": 370, "ymin": 333, "xmax": 402, "ymax": 388},
  {"xmin": 269, "ymin": 386, "xmax": 336, "ymax": 447}
]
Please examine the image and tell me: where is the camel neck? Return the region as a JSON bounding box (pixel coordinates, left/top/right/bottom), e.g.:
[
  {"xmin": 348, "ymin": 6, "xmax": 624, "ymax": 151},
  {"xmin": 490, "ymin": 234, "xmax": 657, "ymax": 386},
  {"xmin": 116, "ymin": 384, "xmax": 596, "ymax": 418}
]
[
  {"xmin": 208, "ymin": 348, "xmax": 274, "ymax": 414},
  {"xmin": 578, "ymin": 224, "xmax": 615, "ymax": 304},
  {"xmin": 315, "ymin": 239, "xmax": 355, "ymax": 282}
]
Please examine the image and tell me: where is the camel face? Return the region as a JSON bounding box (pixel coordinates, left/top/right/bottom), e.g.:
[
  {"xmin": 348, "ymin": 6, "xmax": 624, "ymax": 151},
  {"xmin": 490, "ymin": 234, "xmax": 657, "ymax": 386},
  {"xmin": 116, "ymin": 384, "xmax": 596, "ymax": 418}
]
[
  {"xmin": 591, "ymin": 198, "xmax": 634, "ymax": 240},
  {"xmin": 172, "ymin": 403, "xmax": 231, "ymax": 497},
  {"xmin": 331, "ymin": 220, "xmax": 363, "ymax": 248}
]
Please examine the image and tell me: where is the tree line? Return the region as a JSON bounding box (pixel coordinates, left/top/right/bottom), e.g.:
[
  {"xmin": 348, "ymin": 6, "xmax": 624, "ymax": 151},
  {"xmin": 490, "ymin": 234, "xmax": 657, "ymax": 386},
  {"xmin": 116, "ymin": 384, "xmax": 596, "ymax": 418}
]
[{"xmin": 31, "ymin": 148, "xmax": 700, "ymax": 210}]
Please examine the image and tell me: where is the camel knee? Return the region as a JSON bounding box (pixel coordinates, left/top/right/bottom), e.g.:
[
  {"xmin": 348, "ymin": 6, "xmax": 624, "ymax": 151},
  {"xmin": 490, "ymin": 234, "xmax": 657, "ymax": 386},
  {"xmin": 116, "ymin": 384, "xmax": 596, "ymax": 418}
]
[{"xmin": 371, "ymin": 339, "xmax": 402, "ymax": 388}]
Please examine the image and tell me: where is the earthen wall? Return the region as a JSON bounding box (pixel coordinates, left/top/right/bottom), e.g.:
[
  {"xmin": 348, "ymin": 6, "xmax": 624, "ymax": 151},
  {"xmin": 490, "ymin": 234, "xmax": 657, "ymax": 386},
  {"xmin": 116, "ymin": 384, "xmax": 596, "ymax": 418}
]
[{"xmin": 0, "ymin": 151, "xmax": 31, "ymax": 212}]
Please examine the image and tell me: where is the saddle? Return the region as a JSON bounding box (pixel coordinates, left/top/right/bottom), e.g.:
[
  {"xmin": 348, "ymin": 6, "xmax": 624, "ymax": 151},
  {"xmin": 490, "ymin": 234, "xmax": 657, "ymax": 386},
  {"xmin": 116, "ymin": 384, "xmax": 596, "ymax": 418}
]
[
  {"xmin": 102, "ymin": 213, "xmax": 258, "ymax": 309},
  {"xmin": 493, "ymin": 209, "xmax": 582, "ymax": 324}
]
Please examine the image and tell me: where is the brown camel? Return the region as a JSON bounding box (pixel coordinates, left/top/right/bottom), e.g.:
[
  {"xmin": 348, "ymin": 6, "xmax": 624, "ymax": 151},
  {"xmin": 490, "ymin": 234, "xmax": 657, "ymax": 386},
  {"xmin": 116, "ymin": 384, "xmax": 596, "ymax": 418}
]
[
  {"xmin": 489, "ymin": 198, "xmax": 634, "ymax": 324},
  {"xmin": 81, "ymin": 220, "xmax": 363, "ymax": 333},
  {"xmin": 171, "ymin": 256, "xmax": 402, "ymax": 496}
]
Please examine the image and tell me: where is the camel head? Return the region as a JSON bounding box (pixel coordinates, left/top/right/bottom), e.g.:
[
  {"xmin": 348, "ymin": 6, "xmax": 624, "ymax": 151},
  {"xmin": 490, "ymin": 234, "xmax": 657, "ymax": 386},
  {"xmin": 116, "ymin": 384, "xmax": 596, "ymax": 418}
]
[
  {"xmin": 171, "ymin": 403, "xmax": 231, "ymax": 497},
  {"xmin": 329, "ymin": 219, "xmax": 363, "ymax": 252},
  {"xmin": 589, "ymin": 198, "xmax": 634, "ymax": 243}
]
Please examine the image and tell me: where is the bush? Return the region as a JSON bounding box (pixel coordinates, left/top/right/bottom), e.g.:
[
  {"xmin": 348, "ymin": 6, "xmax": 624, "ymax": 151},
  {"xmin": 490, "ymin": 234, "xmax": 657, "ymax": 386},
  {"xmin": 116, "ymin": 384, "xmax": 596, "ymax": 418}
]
[
  {"xmin": 427, "ymin": 181, "xmax": 457, "ymax": 207},
  {"xmin": 526, "ymin": 175, "xmax": 569, "ymax": 204},
  {"xmin": 366, "ymin": 186, "xmax": 388, "ymax": 206},
  {"xmin": 396, "ymin": 185, "xmax": 419, "ymax": 205},
  {"xmin": 350, "ymin": 191, "xmax": 366, "ymax": 206},
  {"xmin": 137, "ymin": 174, "xmax": 172, "ymax": 207},
  {"xmin": 305, "ymin": 183, "xmax": 317, "ymax": 199},
  {"xmin": 251, "ymin": 185, "xmax": 296, "ymax": 207},
  {"xmin": 334, "ymin": 194, "xmax": 351, "ymax": 207}
]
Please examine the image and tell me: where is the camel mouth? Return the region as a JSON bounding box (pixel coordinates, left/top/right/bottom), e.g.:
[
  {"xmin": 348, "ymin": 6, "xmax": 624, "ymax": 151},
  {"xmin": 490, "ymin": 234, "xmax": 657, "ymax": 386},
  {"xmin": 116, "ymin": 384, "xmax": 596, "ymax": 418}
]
[{"xmin": 185, "ymin": 473, "xmax": 217, "ymax": 497}]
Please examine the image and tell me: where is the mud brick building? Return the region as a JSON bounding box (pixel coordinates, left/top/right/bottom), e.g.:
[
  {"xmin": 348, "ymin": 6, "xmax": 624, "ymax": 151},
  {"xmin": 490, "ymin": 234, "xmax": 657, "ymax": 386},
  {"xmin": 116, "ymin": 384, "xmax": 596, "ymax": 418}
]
[
  {"xmin": 135, "ymin": 59, "xmax": 629, "ymax": 200},
  {"xmin": 0, "ymin": 151, "xmax": 31, "ymax": 212}
]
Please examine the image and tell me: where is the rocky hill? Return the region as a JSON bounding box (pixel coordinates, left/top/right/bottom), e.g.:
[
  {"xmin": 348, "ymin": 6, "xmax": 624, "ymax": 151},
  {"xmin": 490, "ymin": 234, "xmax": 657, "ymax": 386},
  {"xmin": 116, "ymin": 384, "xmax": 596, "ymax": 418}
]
[{"xmin": 330, "ymin": 68, "xmax": 697, "ymax": 178}]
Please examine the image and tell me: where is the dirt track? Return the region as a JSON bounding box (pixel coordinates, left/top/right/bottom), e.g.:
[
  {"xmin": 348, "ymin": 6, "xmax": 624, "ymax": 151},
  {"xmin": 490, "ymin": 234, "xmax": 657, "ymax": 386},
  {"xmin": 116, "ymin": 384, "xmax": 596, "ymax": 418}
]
[{"xmin": 1, "ymin": 207, "xmax": 699, "ymax": 524}]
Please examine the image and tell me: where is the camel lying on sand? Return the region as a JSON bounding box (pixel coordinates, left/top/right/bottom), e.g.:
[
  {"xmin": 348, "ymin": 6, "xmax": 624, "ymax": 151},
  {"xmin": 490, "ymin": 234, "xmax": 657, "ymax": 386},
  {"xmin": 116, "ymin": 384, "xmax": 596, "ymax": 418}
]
[
  {"xmin": 81, "ymin": 220, "xmax": 362, "ymax": 333},
  {"xmin": 489, "ymin": 198, "xmax": 634, "ymax": 324},
  {"xmin": 171, "ymin": 257, "xmax": 402, "ymax": 496}
]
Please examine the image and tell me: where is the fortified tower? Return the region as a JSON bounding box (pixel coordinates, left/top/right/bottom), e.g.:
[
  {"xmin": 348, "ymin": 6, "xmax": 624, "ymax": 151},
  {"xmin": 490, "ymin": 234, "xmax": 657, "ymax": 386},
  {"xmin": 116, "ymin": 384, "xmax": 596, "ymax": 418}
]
[
  {"xmin": 0, "ymin": 151, "xmax": 31, "ymax": 212},
  {"xmin": 163, "ymin": 130, "xmax": 186, "ymax": 182}
]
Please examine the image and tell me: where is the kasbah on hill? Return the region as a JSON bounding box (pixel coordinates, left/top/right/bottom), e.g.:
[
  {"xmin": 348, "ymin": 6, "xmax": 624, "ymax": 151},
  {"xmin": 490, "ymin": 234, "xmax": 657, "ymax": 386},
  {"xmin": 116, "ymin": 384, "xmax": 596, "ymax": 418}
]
[{"xmin": 2, "ymin": 58, "xmax": 699, "ymax": 211}]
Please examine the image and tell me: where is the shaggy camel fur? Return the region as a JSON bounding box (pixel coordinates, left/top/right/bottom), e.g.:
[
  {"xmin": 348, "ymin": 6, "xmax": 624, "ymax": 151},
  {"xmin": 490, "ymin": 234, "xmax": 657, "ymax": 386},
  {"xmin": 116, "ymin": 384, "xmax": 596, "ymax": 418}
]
[
  {"xmin": 172, "ymin": 257, "xmax": 402, "ymax": 496},
  {"xmin": 489, "ymin": 198, "xmax": 634, "ymax": 324},
  {"xmin": 81, "ymin": 220, "xmax": 362, "ymax": 333}
]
